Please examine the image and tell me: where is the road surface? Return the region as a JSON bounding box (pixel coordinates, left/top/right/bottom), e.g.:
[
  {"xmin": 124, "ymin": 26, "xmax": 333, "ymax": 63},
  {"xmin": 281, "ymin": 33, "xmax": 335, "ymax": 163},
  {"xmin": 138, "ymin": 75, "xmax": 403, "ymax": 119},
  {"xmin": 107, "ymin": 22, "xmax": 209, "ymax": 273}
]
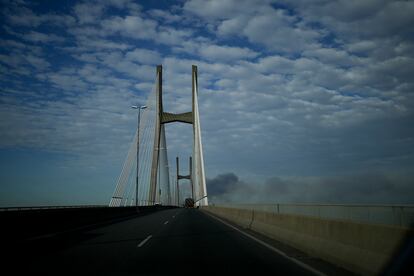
[{"xmin": 10, "ymin": 208, "xmax": 321, "ymax": 275}]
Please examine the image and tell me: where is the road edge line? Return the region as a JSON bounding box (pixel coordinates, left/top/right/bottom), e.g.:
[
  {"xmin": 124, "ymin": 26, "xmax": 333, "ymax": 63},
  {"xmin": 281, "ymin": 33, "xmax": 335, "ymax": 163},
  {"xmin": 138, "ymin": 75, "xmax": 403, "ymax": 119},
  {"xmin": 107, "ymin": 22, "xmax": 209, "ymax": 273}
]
[{"xmin": 202, "ymin": 210, "xmax": 327, "ymax": 276}]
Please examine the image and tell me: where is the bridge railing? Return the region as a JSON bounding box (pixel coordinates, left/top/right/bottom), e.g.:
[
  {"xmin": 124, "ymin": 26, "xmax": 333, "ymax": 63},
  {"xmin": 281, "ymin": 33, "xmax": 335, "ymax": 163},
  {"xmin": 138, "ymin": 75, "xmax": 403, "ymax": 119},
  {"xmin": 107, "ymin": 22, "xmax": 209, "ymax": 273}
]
[
  {"xmin": 212, "ymin": 203, "xmax": 414, "ymax": 227},
  {"xmin": 0, "ymin": 205, "xmax": 108, "ymax": 212}
]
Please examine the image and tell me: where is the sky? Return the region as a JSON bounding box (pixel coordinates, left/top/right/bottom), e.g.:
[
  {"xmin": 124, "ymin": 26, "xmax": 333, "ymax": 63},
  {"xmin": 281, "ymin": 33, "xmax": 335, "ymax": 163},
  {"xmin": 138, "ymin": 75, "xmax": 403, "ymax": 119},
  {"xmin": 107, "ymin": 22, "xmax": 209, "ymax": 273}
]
[{"xmin": 1, "ymin": 0, "xmax": 414, "ymax": 207}]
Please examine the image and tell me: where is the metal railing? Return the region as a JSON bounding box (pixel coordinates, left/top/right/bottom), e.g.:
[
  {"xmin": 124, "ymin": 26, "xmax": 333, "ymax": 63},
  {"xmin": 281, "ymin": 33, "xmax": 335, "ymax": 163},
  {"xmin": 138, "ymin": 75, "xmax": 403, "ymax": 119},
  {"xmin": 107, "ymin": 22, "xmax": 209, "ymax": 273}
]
[
  {"xmin": 0, "ymin": 205, "xmax": 109, "ymax": 212},
  {"xmin": 212, "ymin": 203, "xmax": 414, "ymax": 227}
]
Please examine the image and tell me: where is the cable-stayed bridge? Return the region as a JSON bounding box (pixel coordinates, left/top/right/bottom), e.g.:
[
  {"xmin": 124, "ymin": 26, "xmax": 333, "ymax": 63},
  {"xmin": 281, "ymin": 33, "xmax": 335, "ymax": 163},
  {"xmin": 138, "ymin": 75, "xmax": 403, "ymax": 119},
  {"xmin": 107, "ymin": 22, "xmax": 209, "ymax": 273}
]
[
  {"xmin": 109, "ymin": 65, "xmax": 207, "ymax": 208},
  {"xmin": 1, "ymin": 65, "xmax": 412, "ymax": 275}
]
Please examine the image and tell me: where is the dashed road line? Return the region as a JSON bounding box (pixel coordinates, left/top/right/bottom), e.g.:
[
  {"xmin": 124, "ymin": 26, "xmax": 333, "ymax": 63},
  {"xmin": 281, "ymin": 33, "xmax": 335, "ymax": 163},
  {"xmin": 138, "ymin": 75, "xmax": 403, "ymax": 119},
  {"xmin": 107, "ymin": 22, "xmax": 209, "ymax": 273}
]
[{"xmin": 137, "ymin": 235, "xmax": 152, "ymax": 248}]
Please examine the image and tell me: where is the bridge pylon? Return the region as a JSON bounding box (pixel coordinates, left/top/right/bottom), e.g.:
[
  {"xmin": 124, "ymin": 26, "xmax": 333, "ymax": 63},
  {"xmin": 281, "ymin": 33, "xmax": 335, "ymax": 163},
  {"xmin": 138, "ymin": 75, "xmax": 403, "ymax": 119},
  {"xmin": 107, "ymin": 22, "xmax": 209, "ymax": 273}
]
[
  {"xmin": 149, "ymin": 65, "xmax": 208, "ymax": 206},
  {"xmin": 176, "ymin": 156, "xmax": 193, "ymax": 204}
]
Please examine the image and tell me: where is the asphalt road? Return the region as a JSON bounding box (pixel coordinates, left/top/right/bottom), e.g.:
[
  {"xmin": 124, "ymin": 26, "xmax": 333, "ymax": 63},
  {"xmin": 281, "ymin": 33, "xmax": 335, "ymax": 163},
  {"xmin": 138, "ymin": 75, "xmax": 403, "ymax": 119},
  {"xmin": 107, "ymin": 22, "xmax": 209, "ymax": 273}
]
[{"xmin": 10, "ymin": 208, "xmax": 320, "ymax": 275}]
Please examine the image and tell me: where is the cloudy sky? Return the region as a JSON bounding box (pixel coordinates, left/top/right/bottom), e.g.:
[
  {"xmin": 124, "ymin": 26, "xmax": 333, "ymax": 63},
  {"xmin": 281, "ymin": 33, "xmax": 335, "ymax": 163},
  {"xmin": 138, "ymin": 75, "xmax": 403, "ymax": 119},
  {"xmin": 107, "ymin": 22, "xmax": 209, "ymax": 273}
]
[{"xmin": 1, "ymin": 0, "xmax": 413, "ymax": 207}]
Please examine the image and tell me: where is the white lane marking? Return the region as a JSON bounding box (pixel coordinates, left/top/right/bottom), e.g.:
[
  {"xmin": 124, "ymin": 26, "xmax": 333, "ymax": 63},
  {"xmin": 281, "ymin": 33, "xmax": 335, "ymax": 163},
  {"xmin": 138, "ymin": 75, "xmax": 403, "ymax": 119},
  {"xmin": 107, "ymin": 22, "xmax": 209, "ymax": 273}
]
[
  {"xmin": 203, "ymin": 211, "xmax": 327, "ymax": 276},
  {"xmin": 164, "ymin": 220, "xmax": 169, "ymax": 225},
  {"xmin": 137, "ymin": 235, "xmax": 152, "ymax": 248}
]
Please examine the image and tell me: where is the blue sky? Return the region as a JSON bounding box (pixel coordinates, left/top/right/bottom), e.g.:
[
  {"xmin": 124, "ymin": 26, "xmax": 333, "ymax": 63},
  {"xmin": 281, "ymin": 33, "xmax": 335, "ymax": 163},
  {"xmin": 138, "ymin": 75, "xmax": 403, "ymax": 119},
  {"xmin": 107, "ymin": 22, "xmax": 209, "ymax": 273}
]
[{"xmin": 1, "ymin": 0, "xmax": 414, "ymax": 206}]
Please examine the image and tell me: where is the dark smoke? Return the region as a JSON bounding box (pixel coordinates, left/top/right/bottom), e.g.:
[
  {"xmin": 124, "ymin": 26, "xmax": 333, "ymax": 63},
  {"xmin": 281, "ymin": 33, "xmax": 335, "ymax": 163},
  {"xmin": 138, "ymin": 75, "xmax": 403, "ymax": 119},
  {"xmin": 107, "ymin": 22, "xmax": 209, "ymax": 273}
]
[
  {"xmin": 206, "ymin": 173, "xmax": 240, "ymax": 196},
  {"xmin": 207, "ymin": 172, "xmax": 414, "ymax": 204}
]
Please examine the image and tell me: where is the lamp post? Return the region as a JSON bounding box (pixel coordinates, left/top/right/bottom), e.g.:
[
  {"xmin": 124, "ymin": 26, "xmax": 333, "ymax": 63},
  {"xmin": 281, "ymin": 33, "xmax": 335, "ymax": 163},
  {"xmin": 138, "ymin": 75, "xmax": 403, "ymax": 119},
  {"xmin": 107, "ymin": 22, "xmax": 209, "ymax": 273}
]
[
  {"xmin": 131, "ymin": 105, "xmax": 147, "ymax": 208},
  {"xmin": 176, "ymin": 177, "xmax": 180, "ymax": 207},
  {"xmin": 165, "ymin": 165, "xmax": 171, "ymax": 205}
]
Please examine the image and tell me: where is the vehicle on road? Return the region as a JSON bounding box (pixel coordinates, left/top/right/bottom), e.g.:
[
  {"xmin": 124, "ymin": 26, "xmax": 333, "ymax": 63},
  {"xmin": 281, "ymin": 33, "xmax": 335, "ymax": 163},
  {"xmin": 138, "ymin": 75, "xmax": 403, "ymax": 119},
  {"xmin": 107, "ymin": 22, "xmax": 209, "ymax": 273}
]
[{"xmin": 184, "ymin": 198, "xmax": 194, "ymax": 208}]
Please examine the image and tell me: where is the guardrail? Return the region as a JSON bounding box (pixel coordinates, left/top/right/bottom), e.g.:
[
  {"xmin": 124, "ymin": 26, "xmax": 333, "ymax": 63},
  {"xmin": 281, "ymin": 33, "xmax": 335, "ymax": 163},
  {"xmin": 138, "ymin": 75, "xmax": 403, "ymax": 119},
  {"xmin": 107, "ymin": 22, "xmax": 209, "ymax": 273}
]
[
  {"xmin": 211, "ymin": 203, "xmax": 414, "ymax": 227},
  {"xmin": 0, "ymin": 205, "xmax": 108, "ymax": 212}
]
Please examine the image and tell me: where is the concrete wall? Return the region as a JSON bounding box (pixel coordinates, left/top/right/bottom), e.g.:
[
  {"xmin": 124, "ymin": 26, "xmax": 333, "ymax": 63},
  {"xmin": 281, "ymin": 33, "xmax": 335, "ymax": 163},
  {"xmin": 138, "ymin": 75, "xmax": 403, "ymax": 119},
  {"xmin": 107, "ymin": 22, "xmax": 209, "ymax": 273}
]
[
  {"xmin": 216, "ymin": 203, "xmax": 414, "ymax": 227},
  {"xmin": 203, "ymin": 206, "xmax": 413, "ymax": 275}
]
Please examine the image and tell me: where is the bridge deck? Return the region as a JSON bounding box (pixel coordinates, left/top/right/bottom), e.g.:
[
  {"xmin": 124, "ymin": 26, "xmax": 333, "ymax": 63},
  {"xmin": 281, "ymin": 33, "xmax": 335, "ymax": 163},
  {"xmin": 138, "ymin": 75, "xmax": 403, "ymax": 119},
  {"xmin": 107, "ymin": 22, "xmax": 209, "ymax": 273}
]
[{"xmin": 6, "ymin": 208, "xmax": 352, "ymax": 275}]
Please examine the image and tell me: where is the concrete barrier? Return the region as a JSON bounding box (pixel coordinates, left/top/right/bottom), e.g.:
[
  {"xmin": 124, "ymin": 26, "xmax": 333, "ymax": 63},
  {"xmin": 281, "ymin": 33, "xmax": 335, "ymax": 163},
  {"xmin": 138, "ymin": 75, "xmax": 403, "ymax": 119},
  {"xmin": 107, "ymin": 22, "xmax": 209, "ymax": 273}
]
[
  {"xmin": 203, "ymin": 206, "xmax": 413, "ymax": 275},
  {"xmin": 216, "ymin": 203, "xmax": 414, "ymax": 227}
]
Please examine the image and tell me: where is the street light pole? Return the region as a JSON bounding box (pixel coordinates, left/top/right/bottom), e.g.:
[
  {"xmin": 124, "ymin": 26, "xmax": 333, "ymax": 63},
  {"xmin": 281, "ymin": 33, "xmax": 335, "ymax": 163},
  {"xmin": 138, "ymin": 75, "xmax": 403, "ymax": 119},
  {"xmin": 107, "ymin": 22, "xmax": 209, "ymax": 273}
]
[
  {"xmin": 165, "ymin": 165, "xmax": 171, "ymax": 205},
  {"xmin": 132, "ymin": 105, "xmax": 147, "ymax": 208}
]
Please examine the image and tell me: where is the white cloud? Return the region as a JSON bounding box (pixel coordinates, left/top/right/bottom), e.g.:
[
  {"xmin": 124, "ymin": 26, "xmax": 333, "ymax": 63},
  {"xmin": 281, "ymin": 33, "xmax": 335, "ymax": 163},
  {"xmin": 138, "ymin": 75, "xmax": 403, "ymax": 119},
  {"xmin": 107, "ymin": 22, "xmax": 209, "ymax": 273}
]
[
  {"xmin": 157, "ymin": 26, "xmax": 193, "ymax": 45},
  {"xmin": 183, "ymin": 0, "xmax": 270, "ymax": 20},
  {"xmin": 76, "ymin": 37, "xmax": 133, "ymax": 51},
  {"xmin": 103, "ymin": 0, "xmax": 142, "ymax": 12},
  {"xmin": 19, "ymin": 31, "xmax": 66, "ymax": 44},
  {"xmin": 125, "ymin": 48, "xmax": 162, "ymax": 65},
  {"xmin": 345, "ymin": 40, "xmax": 377, "ymax": 55},
  {"xmin": 46, "ymin": 71, "xmax": 88, "ymax": 91},
  {"xmin": 100, "ymin": 14, "xmax": 192, "ymax": 45},
  {"xmin": 0, "ymin": 44, "xmax": 51, "ymax": 74},
  {"xmin": 217, "ymin": 16, "xmax": 248, "ymax": 36},
  {"xmin": 74, "ymin": 2, "xmax": 106, "ymax": 24},
  {"xmin": 95, "ymin": 51, "xmax": 155, "ymax": 80},
  {"xmin": 242, "ymin": 11, "xmax": 320, "ymax": 53},
  {"xmin": 198, "ymin": 44, "xmax": 259, "ymax": 62},
  {"xmin": 185, "ymin": 0, "xmax": 321, "ymax": 54},
  {"xmin": 302, "ymin": 48, "xmax": 364, "ymax": 67},
  {"xmin": 102, "ymin": 15, "xmax": 158, "ymax": 39},
  {"xmin": 0, "ymin": 39, "xmax": 27, "ymax": 49},
  {"xmin": 0, "ymin": 87, "xmax": 136, "ymax": 157},
  {"xmin": 148, "ymin": 9, "xmax": 182, "ymax": 23},
  {"xmin": 283, "ymin": 0, "xmax": 414, "ymax": 40},
  {"xmin": 24, "ymin": 54, "xmax": 50, "ymax": 70},
  {"xmin": 6, "ymin": 6, "xmax": 75, "ymax": 27},
  {"xmin": 73, "ymin": 0, "xmax": 142, "ymax": 24}
]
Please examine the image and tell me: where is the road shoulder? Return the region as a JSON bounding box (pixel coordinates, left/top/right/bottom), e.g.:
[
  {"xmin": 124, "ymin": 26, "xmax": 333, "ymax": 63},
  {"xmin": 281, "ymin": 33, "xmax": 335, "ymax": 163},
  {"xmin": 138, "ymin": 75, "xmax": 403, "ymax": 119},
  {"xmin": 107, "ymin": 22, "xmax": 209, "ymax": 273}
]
[{"xmin": 201, "ymin": 209, "xmax": 356, "ymax": 276}]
